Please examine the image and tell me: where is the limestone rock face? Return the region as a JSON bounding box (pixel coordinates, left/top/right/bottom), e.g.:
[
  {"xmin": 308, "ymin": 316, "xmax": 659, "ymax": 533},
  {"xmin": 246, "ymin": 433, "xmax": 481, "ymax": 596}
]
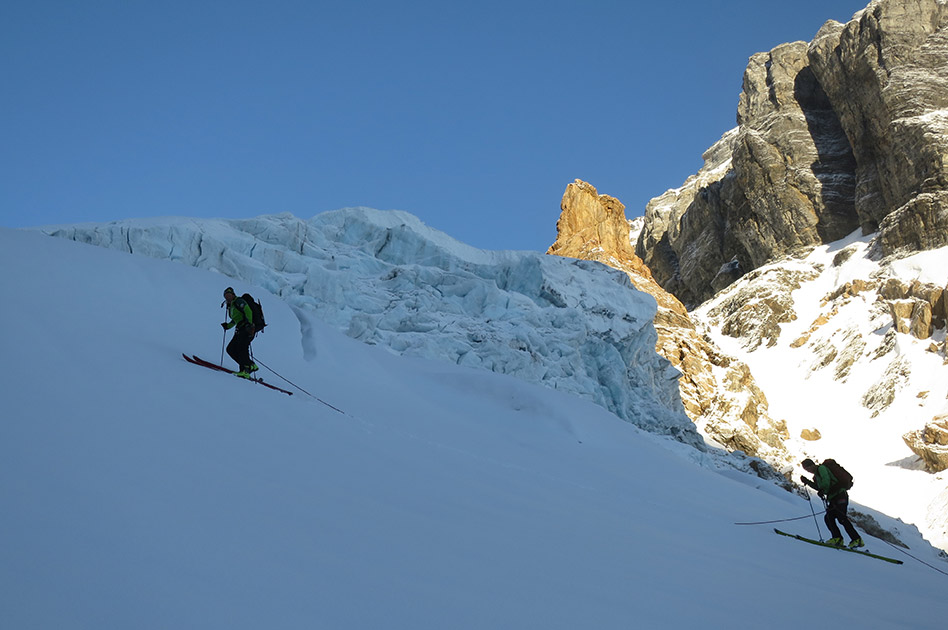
[
  {"xmin": 703, "ymin": 263, "xmax": 822, "ymax": 351},
  {"xmin": 550, "ymin": 180, "xmax": 688, "ymax": 322},
  {"xmin": 808, "ymin": 0, "xmax": 948, "ymax": 245},
  {"xmin": 550, "ymin": 182, "xmax": 660, "ymax": 291},
  {"xmin": 638, "ymin": 0, "xmax": 948, "ymax": 306},
  {"xmin": 879, "ymin": 278, "xmax": 947, "ymax": 339},
  {"xmin": 735, "ymin": 42, "xmax": 860, "ymax": 260},
  {"xmin": 904, "ymin": 416, "xmax": 948, "ymax": 472},
  {"xmin": 549, "ymin": 180, "xmax": 789, "ymax": 464},
  {"xmin": 636, "ymin": 130, "xmax": 743, "ymax": 310}
]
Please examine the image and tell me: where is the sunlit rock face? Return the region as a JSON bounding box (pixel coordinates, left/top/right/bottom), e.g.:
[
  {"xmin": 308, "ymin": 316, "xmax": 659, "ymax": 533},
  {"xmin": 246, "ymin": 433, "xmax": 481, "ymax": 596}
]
[{"xmin": 637, "ymin": 0, "xmax": 948, "ymax": 308}]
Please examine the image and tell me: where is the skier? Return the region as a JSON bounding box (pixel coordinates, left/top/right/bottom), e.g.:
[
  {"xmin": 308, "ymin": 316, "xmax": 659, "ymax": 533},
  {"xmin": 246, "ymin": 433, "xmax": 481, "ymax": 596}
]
[
  {"xmin": 221, "ymin": 287, "xmax": 258, "ymax": 378},
  {"xmin": 800, "ymin": 458, "xmax": 864, "ymax": 549}
]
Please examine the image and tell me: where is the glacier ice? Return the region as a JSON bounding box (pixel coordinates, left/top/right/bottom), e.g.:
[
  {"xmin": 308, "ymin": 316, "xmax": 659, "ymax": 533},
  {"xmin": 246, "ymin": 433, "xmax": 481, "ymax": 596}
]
[{"xmin": 42, "ymin": 207, "xmax": 699, "ymax": 444}]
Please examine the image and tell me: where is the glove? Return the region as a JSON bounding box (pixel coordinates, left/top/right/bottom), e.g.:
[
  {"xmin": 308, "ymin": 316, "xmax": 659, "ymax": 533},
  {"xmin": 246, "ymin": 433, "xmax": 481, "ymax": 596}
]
[
  {"xmin": 800, "ymin": 475, "xmax": 807, "ymax": 485},
  {"xmin": 221, "ymin": 322, "xmax": 229, "ymax": 330}
]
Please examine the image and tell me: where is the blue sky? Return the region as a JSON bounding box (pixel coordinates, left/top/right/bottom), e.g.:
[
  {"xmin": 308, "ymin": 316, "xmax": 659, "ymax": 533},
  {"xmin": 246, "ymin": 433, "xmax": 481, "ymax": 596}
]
[{"xmin": 3, "ymin": 0, "xmax": 870, "ymax": 252}]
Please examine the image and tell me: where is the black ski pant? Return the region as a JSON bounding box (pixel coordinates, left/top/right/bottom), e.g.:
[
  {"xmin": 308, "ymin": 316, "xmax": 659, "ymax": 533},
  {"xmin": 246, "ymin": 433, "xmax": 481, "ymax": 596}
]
[
  {"xmin": 226, "ymin": 325, "xmax": 255, "ymax": 372},
  {"xmin": 825, "ymin": 492, "xmax": 859, "ymax": 541}
]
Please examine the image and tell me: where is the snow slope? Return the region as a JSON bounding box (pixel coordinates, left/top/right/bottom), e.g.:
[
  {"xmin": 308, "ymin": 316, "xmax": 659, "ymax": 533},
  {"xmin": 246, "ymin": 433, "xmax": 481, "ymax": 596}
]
[{"xmin": 3, "ymin": 227, "xmax": 947, "ymax": 628}]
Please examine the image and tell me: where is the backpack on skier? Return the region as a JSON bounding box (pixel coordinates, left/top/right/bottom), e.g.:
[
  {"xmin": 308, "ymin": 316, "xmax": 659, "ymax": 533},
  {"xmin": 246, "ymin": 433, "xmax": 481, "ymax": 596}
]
[
  {"xmin": 241, "ymin": 293, "xmax": 267, "ymax": 334},
  {"xmin": 822, "ymin": 458, "xmax": 854, "ymax": 492}
]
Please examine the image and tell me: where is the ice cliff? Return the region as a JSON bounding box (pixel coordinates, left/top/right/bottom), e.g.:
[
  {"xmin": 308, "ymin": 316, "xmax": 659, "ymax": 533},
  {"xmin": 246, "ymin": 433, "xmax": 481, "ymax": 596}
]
[{"xmin": 42, "ymin": 208, "xmax": 700, "ymax": 445}]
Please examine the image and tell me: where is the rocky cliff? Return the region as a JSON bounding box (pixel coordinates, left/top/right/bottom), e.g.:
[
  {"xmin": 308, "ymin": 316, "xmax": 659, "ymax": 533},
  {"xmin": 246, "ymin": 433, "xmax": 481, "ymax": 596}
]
[
  {"xmin": 637, "ymin": 0, "xmax": 948, "ymax": 309},
  {"xmin": 548, "ymin": 180, "xmax": 790, "ymax": 466}
]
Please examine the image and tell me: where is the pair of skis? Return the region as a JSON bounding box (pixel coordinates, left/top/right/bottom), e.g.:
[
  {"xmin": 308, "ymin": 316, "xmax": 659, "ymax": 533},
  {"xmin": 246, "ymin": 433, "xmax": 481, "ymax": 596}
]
[
  {"xmin": 182, "ymin": 354, "xmax": 293, "ymax": 396},
  {"xmin": 774, "ymin": 529, "xmax": 903, "ymax": 564}
]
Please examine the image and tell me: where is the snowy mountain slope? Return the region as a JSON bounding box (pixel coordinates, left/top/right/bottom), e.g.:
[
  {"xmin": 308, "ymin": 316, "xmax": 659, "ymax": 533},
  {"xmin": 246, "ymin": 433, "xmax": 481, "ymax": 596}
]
[
  {"xmin": 41, "ymin": 209, "xmax": 697, "ymax": 444},
  {"xmin": 694, "ymin": 230, "xmax": 948, "ymax": 551},
  {"xmin": 3, "ymin": 227, "xmax": 947, "ymax": 628}
]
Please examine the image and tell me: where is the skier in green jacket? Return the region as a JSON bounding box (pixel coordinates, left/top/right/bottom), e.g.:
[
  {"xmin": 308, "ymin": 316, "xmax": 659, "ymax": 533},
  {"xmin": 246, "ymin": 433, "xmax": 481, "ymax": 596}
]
[
  {"xmin": 801, "ymin": 458, "xmax": 864, "ymax": 549},
  {"xmin": 222, "ymin": 287, "xmax": 258, "ymax": 378}
]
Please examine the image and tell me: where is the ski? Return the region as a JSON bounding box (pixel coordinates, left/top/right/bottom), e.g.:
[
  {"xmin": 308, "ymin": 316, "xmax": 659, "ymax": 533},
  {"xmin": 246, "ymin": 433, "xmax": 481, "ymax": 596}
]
[
  {"xmin": 183, "ymin": 354, "xmax": 293, "ymax": 396},
  {"xmin": 183, "ymin": 354, "xmax": 231, "ymax": 373},
  {"xmin": 774, "ymin": 529, "xmax": 903, "ymax": 564}
]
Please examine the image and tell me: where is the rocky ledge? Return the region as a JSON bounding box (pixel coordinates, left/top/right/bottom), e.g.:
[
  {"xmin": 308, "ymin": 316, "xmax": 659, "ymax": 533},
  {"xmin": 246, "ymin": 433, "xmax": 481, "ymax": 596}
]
[{"xmin": 904, "ymin": 416, "xmax": 948, "ymax": 473}]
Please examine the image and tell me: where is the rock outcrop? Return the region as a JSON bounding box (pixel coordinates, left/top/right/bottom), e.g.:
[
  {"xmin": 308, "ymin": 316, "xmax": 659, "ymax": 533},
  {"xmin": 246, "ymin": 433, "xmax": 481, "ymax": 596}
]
[
  {"xmin": 548, "ymin": 180, "xmax": 790, "ymax": 464},
  {"xmin": 703, "ymin": 262, "xmax": 822, "ymax": 352},
  {"xmin": 904, "ymin": 415, "xmax": 948, "ymax": 472},
  {"xmin": 637, "ymin": 0, "xmax": 948, "ymax": 307},
  {"xmin": 549, "ymin": 181, "xmax": 691, "ymax": 327},
  {"xmin": 879, "ymin": 277, "xmax": 948, "ymax": 340}
]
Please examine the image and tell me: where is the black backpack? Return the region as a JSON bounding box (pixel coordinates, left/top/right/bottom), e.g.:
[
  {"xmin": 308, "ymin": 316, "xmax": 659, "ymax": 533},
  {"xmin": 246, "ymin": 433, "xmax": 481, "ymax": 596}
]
[
  {"xmin": 242, "ymin": 293, "xmax": 267, "ymax": 333},
  {"xmin": 822, "ymin": 458, "xmax": 854, "ymax": 492}
]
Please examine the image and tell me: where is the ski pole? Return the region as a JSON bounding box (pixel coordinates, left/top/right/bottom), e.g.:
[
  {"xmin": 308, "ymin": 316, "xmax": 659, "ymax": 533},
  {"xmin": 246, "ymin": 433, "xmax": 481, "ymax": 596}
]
[
  {"xmin": 220, "ymin": 300, "xmax": 228, "ymax": 367},
  {"xmin": 734, "ymin": 512, "xmax": 825, "ymax": 525},
  {"xmin": 251, "ymin": 354, "xmax": 346, "ymax": 415},
  {"xmin": 249, "ymin": 340, "xmax": 258, "ymax": 382},
  {"xmin": 220, "ymin": 328, "xmax": 227, "ymax": 366},
  {"xmin": 804, "ymin": 486, "xmax": 823, "ymax": 542}
]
